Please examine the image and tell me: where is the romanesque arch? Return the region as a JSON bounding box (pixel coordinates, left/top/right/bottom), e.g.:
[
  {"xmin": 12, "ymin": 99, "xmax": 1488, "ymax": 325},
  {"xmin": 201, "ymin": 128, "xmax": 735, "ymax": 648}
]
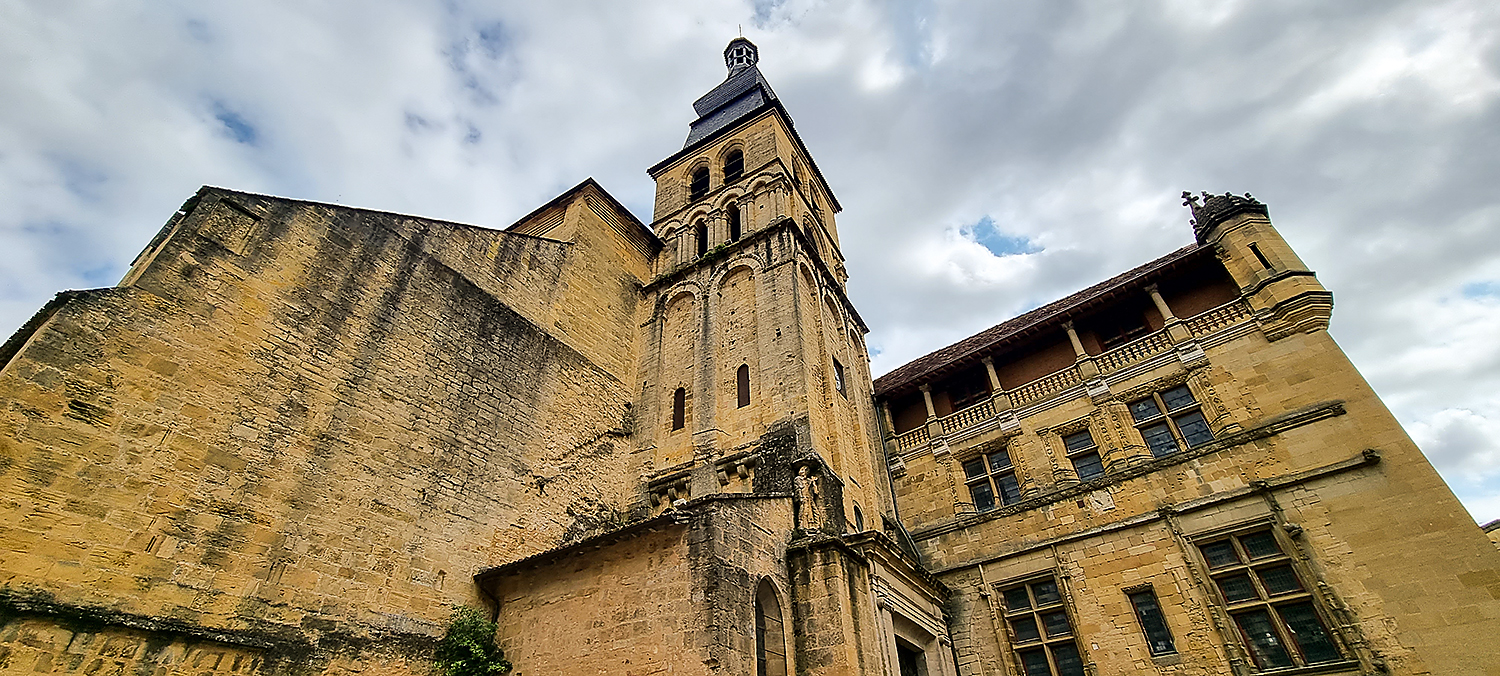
[{"xmin": 755, "ymin": 579, "xmax": 788, "ymax": 676}]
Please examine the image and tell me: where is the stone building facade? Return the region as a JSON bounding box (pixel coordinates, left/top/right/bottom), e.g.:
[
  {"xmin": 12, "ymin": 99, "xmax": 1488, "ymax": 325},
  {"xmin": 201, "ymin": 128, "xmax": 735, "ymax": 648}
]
[{"xmin": 1, "ymin": 38, "xmax": 1497, "ymax": 676}]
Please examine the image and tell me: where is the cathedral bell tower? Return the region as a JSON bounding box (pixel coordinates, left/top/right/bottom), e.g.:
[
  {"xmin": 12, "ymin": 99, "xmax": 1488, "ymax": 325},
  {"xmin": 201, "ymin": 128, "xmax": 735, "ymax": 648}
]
[{"xmin": 637, "ymin": 38, "xmax": 888, "ymax": 535}]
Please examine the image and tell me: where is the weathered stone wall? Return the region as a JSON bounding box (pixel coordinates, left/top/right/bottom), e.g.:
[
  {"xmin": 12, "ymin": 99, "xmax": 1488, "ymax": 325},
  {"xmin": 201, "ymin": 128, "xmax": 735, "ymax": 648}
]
[
  {"xmin": 0, "ymin": 187, "xmax": 651, "ymax": 670},
  {"xmin": 485, "ymin": 496, "xmax": 796, "ymax": 676}
]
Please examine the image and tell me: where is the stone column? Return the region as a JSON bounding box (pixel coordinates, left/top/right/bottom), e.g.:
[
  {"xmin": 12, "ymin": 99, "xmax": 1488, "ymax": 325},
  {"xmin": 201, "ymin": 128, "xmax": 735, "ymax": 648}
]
[
  {"xmin": 921, "ymin": 384, "xmax": 944, "ymax": 438},
  {"xmin": 984, "ymin": 357, "xmax": 1021, "ymax": 432},
  {"xmin": 982, "ymin": 357, "xmax": 1002, "ymax": 393},
  {"xmin": 1064, "ymin": 322, "xmax": 1099, "ymax": 379},
  {"xmin": 1150, "ymin": 283, "xmax": 1195, "ymax": 344}
]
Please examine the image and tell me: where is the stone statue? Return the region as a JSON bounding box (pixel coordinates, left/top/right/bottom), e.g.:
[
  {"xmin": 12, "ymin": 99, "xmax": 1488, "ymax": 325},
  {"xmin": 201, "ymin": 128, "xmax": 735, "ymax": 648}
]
[{"xmin": 794, "ymin": 465, "xmax": 822, "ymax": 531}]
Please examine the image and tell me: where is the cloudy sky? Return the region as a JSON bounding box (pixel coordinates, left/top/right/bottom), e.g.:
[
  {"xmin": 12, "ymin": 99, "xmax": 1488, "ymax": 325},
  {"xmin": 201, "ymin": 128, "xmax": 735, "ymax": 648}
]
[{"xmin": 3, "ymin": 1, "xmax": 1498, "ymax": 523}]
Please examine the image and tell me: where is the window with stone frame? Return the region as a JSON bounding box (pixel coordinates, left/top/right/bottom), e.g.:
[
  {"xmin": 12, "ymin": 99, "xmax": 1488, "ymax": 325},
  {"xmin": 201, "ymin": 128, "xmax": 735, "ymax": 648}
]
[
  {"xmin": 963, "ymin": 448, "xmax": 1021, "ymax": 512},
  {"xmin": 832, "ymin": 358, "xmax": 846, "ymax": 397},
  {"xmin": 1062, "ymin": 430, "xmax": 1104, "ymax": 481},
  {"xmin": 695, "ymin": 220, "xmax": 709, "ymax": 257},
  {"xmin": 1126, "ymin": 587, "xmax": 1176, "ymax": 656},
  {"xmin": 1128, "ymin": 384, "xmax": 1213, "ymax": 457},
  {"xmin": 1195, "ymin": 527, "xmax": 1345, "ymax": 671},
  {"xmin": 998, "ymin": 576, "xmax": 1086, "ymax": 676}
]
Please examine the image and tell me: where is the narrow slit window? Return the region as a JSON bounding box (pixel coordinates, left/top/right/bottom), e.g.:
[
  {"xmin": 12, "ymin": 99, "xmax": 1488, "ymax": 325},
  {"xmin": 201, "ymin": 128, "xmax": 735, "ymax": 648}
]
[
  {"xmin": 1249, "ymin": 242, "xmax": 1273, "ymax": 270},
  {"xmin": 737, "ymin": 364, "xmax": 751, "ymax": 408},
  {"xmin": 696, "ymin": 220, "xmax": 709, "ymax": 257},
  {"xmin": 832, "ymin": 358, "xmax": 846, "ymax": 396},
  {"xmin": 672, "ymin": 387, "xmax": 686, "ymax": 431},
  {"xmin": 1128, "ymin": 589, "xmax": 1176, "ymax": 656}
]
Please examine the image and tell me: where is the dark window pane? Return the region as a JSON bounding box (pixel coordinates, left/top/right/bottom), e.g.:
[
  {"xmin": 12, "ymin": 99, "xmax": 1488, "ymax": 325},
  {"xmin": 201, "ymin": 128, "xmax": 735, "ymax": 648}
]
[
  {"xmin": 1161, "ymin": 385, "xmax": 1196, "ymax": 412},
  {"xmin": 1175, "ymin": 410, "xmax": 1214, "ymax": 447},
  {"xmin": 1277, "ymin": 602, "xmax": 1341, "ymax": 664},
  {"xmin": 1233, "ymin": 610, "xmax": 1294, "ymax": 670},
  {"xmin": 1010, "ymin": 616, "xmax": 1041, "ymax": 643},
  {"xmin": 737, "ymin": 364, "xmax": 751, "ymax": 408},
  {"xmin": 1239, "ymin": 530, "xmax": 1281, "ymax": 559},
  {"xmin": 996, "ymin": 474, "xmax": 1022, "ymax": 505},
  {"xmin": 1200, "ymin": 540, "xmax": 1241, "ymax": 568},
  {"xmin": 969, "ymin": 480, "xmax": 996, "ymax": 512},
  {"xmin": 988, "ymin": 451, "xmax": 1014, "ymax": 472},
  {"xmin": 1258, "ymin": 565, "xmax": 1302, "ymax": 596},
  {"xmin": 1019, "ymin": 649, "xmax": 1052, "ymax": 676},
  {"xmin": 724, "ymin": 151, "xmax": 743, "ymax": 183},
  {"xmin": 691, "ymin": 168, "xmax": 709, "ymax": 200},
  {"xmin": 1003, "ymin": 587, "xmax": 1032, "ymax": 612},
  {"xmin": 1063, "ymin": 431, "xmax": 1095, "ymax": 453},
  {"xmin": 1050, "ymin": 642, "xmax": 1086, "ymax": 676},
  {"xmin": 1072, "ymin": 452, "xmax": 1105, "ymax": 481},
  {"xmin": 1215, "ymin": 573, "xmax": 1260, "ymax": 603},
  {"xmin": 1129, "ymin": 398, "xmax": 1162, "ymax": 422},
  {"xmin": 1032, "ymin": 580, "xmax": 1062, "ymax": 606},
  {"xmin": 1041, "ymin": 610, "xmax": 1072, "ymax": 638},
  {"xmin": 1141, "ymin": 423, "xmax": 1180, "ymax": 457},
  {"xmin": 963, "ymin": 458, "xmax": 986, "ymax": 479},
  {"xmin": 1128, "ymin": 591, "xmax": 1176, "ymax": 655}
]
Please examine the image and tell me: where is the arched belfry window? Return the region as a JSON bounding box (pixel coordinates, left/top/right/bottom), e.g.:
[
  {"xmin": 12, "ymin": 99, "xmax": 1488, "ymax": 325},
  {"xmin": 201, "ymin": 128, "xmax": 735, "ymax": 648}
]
[
  {"xmin": 696, "ymin": 220, "xmax": 709, "ymax": 257},
  {"xmin": 737, "ymin": 364, "xmax": 751, "ymax": 408},
  {"xmin": 724, "ymin": 150, "xmax": 744, "ymax": 184},
  {"xmin": 728, "ymin": 203, "xmax": 742, "ymax": 242},
  {"xmin": 672, "ymin": 387, "xmax": 686, "ymax": 431},
  {"xmin": 756, "ymin": 580, "xmax": 787, "ymax": 676},
  {"xmin": 690, "ymin": 166, "xmax": 710, "ymax": 201}
]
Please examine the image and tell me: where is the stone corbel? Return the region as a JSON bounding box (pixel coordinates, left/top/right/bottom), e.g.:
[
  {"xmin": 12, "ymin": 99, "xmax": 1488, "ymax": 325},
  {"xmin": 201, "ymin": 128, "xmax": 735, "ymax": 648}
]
[{"xmin": 1174, "ymin": 340, "xmax": 1208, "ymax": 367}]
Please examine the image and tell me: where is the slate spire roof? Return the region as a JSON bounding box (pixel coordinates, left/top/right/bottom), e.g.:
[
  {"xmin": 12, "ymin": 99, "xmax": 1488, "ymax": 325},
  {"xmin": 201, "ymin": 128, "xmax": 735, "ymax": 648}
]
[{"xmin": 683, "ymin": 38, "xmax": 780, "ymax": 147}]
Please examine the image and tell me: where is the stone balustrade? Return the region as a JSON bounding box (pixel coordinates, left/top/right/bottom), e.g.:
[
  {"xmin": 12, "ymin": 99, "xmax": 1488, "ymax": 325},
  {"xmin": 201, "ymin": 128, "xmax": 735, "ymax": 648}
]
[{"xmin": 889, "ymin": 299, "xmax": 1256, "ymax": 453}]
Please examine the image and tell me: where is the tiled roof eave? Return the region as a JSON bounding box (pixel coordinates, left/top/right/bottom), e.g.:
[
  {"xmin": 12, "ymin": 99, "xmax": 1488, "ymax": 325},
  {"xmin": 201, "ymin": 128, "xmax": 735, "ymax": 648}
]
[{"xmin": 873, "ymin": 243, "xmax": 1209, "ymax": 398}]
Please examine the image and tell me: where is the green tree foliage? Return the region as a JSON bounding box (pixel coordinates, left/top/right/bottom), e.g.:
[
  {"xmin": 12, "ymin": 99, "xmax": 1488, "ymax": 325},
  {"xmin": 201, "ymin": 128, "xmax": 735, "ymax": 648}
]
[{"xmin": 436, "ymin": 606, "xmax": 512, "ymax": 676}]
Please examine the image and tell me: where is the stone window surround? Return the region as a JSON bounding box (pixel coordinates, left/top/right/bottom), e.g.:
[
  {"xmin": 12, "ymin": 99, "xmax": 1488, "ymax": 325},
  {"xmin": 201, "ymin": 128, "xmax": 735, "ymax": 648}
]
[
  {"xmin": 992, "ymin": 572, "xmax": 1088, "ymax": 676},
  {"xmin": 1127, "ymin": 384, "xmax": 1215, "ymax": 458},
  {"xmin": 924, "ymin": 369, "xmax": 1223, "ymax": 516},
  {"xmin": 907, "ymin": 400, "xmax": 1349, "ymax": 540},
  {"xmin": 1121, "ymin": 583, "xmax": 1178, "ymax": 657},
  {"xmin": 1186, "ymin": 522, "xmax": 1353, "ymax": 673}
]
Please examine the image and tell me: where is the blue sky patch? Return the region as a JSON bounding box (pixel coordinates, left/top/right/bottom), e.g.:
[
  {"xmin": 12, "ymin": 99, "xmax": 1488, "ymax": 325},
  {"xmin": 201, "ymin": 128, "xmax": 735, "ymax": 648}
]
[
  {"xmin": 212, "ymin": 101, "xmax": 259, "ymax": 146},
  {"xmin": 965, "ymin": 216, "xmax": 1042, "ymax": 257},
  {"xmin": 1462, "ymin": 281, "xmax": 1500, "ymax": 299}
]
